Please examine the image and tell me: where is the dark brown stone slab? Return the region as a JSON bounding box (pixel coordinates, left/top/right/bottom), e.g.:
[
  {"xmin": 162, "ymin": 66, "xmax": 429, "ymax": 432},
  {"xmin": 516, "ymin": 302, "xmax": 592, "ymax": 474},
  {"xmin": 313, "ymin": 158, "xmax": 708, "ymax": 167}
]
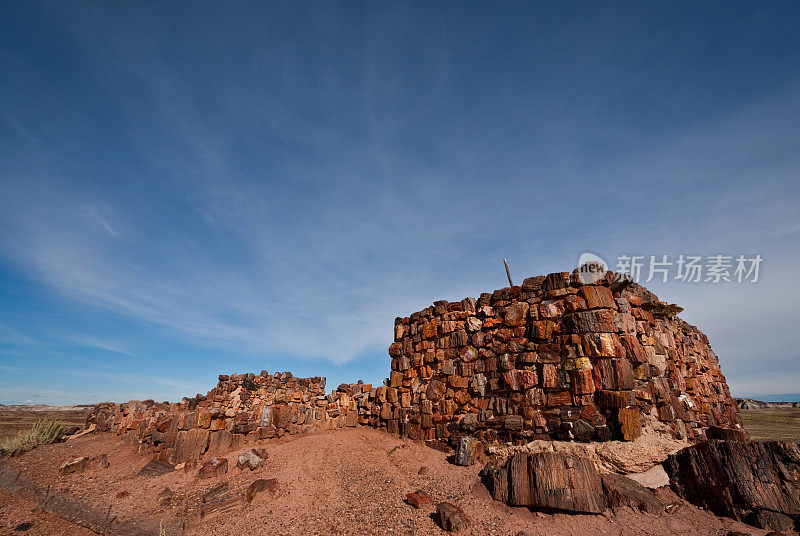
[
  {"xmin": 137, "ymin": 458, "xmax": 175, "ymax": 477},
  {"xmin": 602, "ymin": 473, "xmax": 664, "ymax": 513},
  {"xmin": 483, "ymin": 452, "xmax": 606, "ymax": 514},
  {"xmin": 666, "ymin": 440, "xmax": 800, "ymax": 530},
  {"xmin": 529, "ymin": 452, "xmax": 606, "ymax": 514}
]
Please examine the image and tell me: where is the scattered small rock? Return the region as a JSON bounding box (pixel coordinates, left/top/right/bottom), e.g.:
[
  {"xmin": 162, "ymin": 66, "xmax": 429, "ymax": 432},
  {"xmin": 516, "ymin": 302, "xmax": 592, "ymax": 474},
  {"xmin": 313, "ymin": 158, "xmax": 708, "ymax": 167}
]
[
  {"xmin": 246, "ymin": 478, "xmax": 279, "ymax": 503},
  {"xmin": 388, "ymin": 444, "xmax": 407, "ymax": 456},
  {"xmin": 665, "ymin": 502, "xmax": 682, "ymax": 514},
  {"xmin": 157, "ymin": 487, "xmax": 176, "ymax": 506},
  {"xmin": 13, "ymin": 522, "xmax": 32, "ymax": 532},
  {"xmin": 115, "ymin": 490, "xmax": 129, "ymax": 499},
  {"xmin": 436, "ymin": 502, "xmax": 469, "ymax": 532},
  {"xmin": 418, "ymin": 466, "xmax": 429, "ymax": 475},
  {"xmin": 88, "ymin": 453, "xmax": 109, "ymax": 469},
  {"xmin": 58, "ymin": 457, "xmax": 88, "ymax": 475},
  {"xmin": 199, "ymin": 457, "xmax": 228, "ymax": 478},
  {"xmin": 237, "ymin": 449, "xmax": 267, "ymax": 471},
  {"xmin": 201, "ymin": 482, "xmax": 242, "ymax": 518},
  {"xmin": 405, "ymin": 490, "xmax": 432, "ymax": 509}
]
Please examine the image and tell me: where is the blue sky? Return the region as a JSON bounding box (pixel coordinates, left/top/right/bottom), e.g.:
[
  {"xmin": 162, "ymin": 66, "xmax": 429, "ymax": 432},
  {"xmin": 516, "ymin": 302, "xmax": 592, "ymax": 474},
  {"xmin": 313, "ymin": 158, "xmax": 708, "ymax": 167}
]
[{"xmin": 1, "ymin": 2, "xmax": 799, "ymax": 404}]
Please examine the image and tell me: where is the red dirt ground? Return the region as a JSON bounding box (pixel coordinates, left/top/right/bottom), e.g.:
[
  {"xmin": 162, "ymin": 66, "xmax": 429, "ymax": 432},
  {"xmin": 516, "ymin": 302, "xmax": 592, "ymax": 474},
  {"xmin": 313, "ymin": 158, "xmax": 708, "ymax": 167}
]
[{"xmin": 0, "ymin": 427, "xmax": 771, "ymax": 536}]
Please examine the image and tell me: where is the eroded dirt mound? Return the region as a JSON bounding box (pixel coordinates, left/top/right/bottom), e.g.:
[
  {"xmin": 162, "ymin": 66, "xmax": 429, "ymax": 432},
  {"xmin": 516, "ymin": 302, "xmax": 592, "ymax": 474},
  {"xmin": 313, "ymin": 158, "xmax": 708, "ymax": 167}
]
[{"xmin": 0, "ymin": 428, "xmax": 771, "ymax": 536}]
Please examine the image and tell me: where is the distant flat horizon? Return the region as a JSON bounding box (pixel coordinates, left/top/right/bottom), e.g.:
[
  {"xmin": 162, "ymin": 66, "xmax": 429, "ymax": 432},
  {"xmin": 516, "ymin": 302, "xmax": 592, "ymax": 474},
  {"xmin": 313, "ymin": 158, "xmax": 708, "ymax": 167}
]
[{"xmin": 735, "ymin": 393, "xmax": 800, "ymax": 403}]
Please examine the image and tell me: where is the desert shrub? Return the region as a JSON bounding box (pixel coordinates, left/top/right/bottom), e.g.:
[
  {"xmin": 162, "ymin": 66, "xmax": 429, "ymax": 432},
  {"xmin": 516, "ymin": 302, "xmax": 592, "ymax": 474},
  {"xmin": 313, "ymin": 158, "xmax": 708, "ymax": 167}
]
[{"xmin": 0, "ymin": 418, "xmax": 66, "ymax": 456}]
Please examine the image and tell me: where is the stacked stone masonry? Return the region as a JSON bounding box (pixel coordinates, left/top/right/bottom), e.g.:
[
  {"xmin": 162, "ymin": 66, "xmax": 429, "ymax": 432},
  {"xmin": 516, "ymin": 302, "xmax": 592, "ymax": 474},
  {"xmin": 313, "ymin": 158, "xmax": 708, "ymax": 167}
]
[
  {"xmin": 89, "ymin": 372, "xmax": 372, "ymax": 464},
  {"xmin": 89, "ymin": 268, "xmax": 742, "ymax": 454},
  {"xmin": 380, "ymin": 269, "xmax": 741, "ymax": 444}
]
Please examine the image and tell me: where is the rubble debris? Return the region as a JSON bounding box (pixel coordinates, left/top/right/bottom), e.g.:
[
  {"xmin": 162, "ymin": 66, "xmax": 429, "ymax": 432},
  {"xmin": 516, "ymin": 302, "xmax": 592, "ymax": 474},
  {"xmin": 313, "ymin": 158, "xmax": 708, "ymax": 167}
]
[{"xmin": 237, "ymin": 448, "xmax": 267, "ymax": 471}]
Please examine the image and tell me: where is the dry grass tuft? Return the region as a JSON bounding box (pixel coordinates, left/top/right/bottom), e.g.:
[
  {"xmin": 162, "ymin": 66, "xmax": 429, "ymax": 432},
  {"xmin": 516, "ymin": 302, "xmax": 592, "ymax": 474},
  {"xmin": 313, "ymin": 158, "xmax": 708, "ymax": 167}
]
[{"xmin": 0, "ymin": 418, "xmax": 66, "ymax": 456}]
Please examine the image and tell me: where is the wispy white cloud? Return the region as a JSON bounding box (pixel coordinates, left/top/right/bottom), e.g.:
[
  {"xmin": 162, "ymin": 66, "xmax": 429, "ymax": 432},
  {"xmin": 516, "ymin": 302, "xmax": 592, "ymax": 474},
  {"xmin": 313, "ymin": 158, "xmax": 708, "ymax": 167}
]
[
  {"xmin": 0, "ymin": 2, "xmax": 798, "ymax": 403},
  {"xmin": 69, "ymin": 336, "xmax": 136, "ymax": 358}
]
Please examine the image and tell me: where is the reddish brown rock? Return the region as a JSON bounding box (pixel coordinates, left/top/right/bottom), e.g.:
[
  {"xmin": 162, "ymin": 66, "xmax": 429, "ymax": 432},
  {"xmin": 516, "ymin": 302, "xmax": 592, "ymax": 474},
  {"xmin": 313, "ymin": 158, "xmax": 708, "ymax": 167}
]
[
  {"xmin": 201, "ymin": 483, "xmax": 242, "ymax": 517},
  {"xmin": 170, "ymin": 428, "xmax": 210, "ymax": 465},
  {"xmin": 504, "ymin": 302, "xmax": 529, "ymax": 327},
  {"xmin": 246, "ymin": 478, "xmax": 279, "ymax": 503},
  {"xmin": 199, "ymin": 457, "xmax": 228, "ymax": 478},
  {"xmin": 454, "ymin": 436, "xmax": 480, "ymax": 466},
  {"xmin": 59, "ymin": 457, "xmax": 88, "ymax": 476},
  {"xmin": 436, "ymin": 502, "xmax": 469, "ymax": 532},
  {"xmin": 617, "ymin": 408, "xmax": 641, "ymax": 441},
  {"xmin": 580, "ymin": 285, "xmax": 615, "ymax": 309},
  {"xmin": 406, "ymin": 489, "xmax": 432, "ymax": 509},
  {"xmin": 237, "ymin": 449, "xmax": 267, "ymax": 471},
  {"xmin": 602, "ymin": 473, "xmax": 664, "ymax": 513}
]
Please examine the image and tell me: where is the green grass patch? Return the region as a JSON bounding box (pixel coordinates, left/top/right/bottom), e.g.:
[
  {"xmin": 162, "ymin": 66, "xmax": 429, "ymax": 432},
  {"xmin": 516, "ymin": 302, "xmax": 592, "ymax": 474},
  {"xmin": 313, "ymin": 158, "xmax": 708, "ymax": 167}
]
[{"xmin": 0, "ymin": 418, "xmax": 66, "ymax": 456}]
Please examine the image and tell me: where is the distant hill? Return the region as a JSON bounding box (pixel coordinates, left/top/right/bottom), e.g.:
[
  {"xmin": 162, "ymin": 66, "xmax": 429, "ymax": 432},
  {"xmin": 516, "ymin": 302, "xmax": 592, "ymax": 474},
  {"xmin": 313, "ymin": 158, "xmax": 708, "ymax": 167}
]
[{"xmin": 736, "ymin": 398, "xmax": 800, "ymax": 409}]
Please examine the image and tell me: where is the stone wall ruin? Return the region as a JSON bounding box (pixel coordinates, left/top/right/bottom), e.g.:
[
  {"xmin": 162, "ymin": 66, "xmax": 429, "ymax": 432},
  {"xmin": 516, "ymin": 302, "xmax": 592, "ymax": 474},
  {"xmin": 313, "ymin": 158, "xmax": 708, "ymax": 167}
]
[{"xmin": 89, "ymin": 268, "xmax": 742, "ymax": 456}]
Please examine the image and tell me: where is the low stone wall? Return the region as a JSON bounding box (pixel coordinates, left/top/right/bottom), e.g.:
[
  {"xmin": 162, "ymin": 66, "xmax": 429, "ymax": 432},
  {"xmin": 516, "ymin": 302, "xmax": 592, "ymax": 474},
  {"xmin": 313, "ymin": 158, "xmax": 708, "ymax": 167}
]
[{"xmin": 88, "ymin": 372, "xmax": 374, "ymax": 464}]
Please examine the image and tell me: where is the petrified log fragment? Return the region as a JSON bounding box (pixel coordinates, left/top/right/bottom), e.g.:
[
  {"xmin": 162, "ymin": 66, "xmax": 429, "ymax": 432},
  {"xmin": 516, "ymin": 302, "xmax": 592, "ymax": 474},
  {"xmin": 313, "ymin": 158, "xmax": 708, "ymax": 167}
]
[
  {"xmin": 509, "ymin": 453, "xmax": 533, "ymax": 506},
  {"xmin": 483, "ymin": 452, "xmax": 606, "ymax": 514},
  {"xmin": 665, "ymin": 440, "xmax": 800, "ymax": 531},
  {"xmin": 453, "ymin": 436, "xmax": 480, "ymax": 466},
  {"xmin": 405, "ymin": 489, "xmax": 432, "ymax": 509},
  {"xmin": 170, "ymin": 429, "xmax": 210, "ymax": 465},
  {"xmin": 706, "ymin": 425, "xmax": 749, "ymax": 442},
  {"xmin": 435, "ymin": 502, "xmax": 470, "ymax": 532},
  {"xmin": 529, "ymin": 452, "xmax": 606, "ymax": 514},
  {"xmin": 201, "ymin": 483, "xmax": 242, "ymax": 517},
  {"xmin": 617, "ymin": 407, "xmax": 642, "ymax": 441},
  {"xmin": 199, "ymin": 457, "xmax": 228, "ymax": 478}
]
